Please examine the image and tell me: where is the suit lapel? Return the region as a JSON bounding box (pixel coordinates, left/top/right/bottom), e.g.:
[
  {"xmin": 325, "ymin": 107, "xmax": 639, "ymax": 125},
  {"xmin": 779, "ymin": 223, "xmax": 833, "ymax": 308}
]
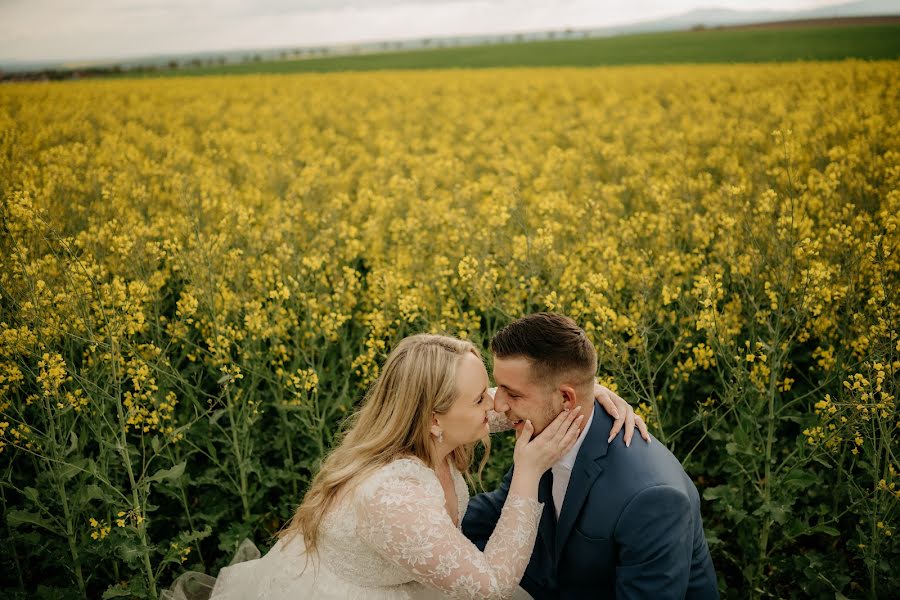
[{"xmin": 554, "ymin": 400, "xmax": 608, "ymax": 562}]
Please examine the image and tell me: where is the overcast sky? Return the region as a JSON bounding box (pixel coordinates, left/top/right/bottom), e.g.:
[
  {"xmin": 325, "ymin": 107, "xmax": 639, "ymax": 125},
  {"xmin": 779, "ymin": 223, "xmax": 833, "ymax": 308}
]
[{"xmin": 0, "ymin": 0, "xmax": 854, "ymax": 63}]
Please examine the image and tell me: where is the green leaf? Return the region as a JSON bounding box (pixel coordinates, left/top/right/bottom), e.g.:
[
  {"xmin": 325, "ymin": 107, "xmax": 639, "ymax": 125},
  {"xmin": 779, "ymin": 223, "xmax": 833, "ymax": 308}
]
[
  {"xmin": 57, "ymin": 461, "xmax": 82, "ymax": 482},
  {"xmin": 771, "ymin": 504, "xmax": 789, "ymax": 525},
  {"xmin": 7, "ymin": 510, "xmax": 58, "ymax": 534},
  {"xmin": 780, "ymin": 469, "xmax": 818, "ymax": 491},
  {"xmin": 752, "ymin": 500, "xmax": 791, "ymax": 524},
  {"xmin": 24, "ymin": 486, "xmax": 40, "ymax": 506},
  {"xmin": 66, "ymin": 431, "xmax": 79, "ymax": 456},
  {"xmin": 116, "ymin": 539, "xmax": 146, "ymax": 566},
  {"xmin": 784, "ymin": 518, "xmax": 839, "ymax": 540},
  {"xmin": 809, "ymin": 524, "xmax": 840, "ymax": 537},
  {"xmin": 210, "ymin": 409, "xmax": 226, "ymax": 425},
  {"xmin": 78, "ymin": 484, "xmax": 105, "ymax": 504},
  {"xmin": 147, "ymin": 461, "xmax": 186, "ymax": 483},
  {"xmin": 101, "ymin": 586, "xmax": 133, "ymax": 599},
  {"xmin": 206, "ymin": 438, "xmax": 219, "ymax": 462},
  {"xmin": 725, "ymin": 442, "xmax": 738, "ymax": 456},
  {"xmin": 703, "ymin": 485, "xmax": 733, "ymax": 501},
  {"xmin": 706, "ymin": 429, "xmax": 726, "ymax": 441}
]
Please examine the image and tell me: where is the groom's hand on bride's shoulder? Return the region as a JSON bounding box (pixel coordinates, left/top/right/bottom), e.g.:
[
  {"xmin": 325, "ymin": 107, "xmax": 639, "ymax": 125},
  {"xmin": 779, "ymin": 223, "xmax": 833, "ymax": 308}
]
[{"xmin": 594, "ymin": 383, "xmax": 651, "ymax": 447}]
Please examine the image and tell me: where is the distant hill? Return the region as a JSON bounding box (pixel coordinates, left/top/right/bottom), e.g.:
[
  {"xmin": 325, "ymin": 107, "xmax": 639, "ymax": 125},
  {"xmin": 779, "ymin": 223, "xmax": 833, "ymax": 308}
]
[
  {"xmin": 93, "ymin": 20, "xmax": 899, "ymax": 80},
  {"xmin": 583, "ymin": 0, "xmax": 899, "ymax": 34}
]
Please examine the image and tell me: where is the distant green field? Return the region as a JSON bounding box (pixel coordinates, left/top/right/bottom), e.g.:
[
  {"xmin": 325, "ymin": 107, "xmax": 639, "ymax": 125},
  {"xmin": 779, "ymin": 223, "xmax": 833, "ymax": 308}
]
[{"xmin": 130, "ymin": 23, "xmax": 900, "ymax": 77}]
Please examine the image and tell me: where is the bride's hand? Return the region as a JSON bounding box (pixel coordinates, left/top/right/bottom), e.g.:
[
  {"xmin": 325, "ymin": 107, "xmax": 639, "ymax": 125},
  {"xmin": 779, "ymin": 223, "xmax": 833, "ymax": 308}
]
[
  {"xmin": 513, "ymin": 407, "xmax": 584, "ymax": 477},
  {"xmin": 595, "ymin": 383, "xmax": 651, "ymax": 447}
]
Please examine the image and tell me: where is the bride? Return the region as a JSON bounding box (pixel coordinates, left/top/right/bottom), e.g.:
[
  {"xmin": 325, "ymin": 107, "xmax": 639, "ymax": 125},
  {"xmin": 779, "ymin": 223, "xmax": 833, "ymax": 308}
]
[{"xmin": 165, "ymin": 334, "xmax": 644, "ymax": 599}]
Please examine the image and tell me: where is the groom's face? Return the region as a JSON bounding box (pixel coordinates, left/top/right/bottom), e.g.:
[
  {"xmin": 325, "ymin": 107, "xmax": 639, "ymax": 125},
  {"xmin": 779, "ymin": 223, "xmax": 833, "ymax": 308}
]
[{"xmin": 491, "ymin": 355, "xmax": 561, "ymax": 435}]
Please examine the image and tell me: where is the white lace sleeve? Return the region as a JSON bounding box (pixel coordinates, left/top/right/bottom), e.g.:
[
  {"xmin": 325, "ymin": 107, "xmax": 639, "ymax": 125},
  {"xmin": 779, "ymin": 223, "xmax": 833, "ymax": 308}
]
[
  {"xmin": 488, "ymin": 409, "xmax": 513, "ymax": 433},
  {"xmin": 487, "ymin": 388, "xmax": 514, "ymax": 433},
  {"xmin": 355, "ymin": 460, "xmax": 542, "ymax": 599}
]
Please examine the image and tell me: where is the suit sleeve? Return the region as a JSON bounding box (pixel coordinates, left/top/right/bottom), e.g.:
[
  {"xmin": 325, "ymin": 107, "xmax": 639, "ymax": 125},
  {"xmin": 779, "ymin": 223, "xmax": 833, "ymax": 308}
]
[
  {"xmin": 461, "ymin": 467, "xmax": 513, "ymax": 551},
  {"xmin": 613, "ymin": 485, "xmax": 693, "ymax": 599}
]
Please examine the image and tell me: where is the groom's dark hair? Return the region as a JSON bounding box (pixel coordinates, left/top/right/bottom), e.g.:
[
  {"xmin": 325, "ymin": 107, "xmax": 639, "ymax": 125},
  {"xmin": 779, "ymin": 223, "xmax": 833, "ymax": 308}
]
[{"xmin": 490, "ymin": 312, "xmax": 597, "ymax": 391}]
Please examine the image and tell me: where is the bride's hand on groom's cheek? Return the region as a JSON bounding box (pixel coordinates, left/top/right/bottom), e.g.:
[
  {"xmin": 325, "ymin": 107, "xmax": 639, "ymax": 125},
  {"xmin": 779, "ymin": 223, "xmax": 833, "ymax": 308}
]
[{"xmin": 594, "ymin": 383, "xmax": 651, "ymax": 447}]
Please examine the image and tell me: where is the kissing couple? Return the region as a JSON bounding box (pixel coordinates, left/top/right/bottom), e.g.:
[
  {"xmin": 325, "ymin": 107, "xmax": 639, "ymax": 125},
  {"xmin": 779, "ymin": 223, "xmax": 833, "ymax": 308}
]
[{"xmin": 167, "ymin": 313, "xmax": 718, "ymax": 599}]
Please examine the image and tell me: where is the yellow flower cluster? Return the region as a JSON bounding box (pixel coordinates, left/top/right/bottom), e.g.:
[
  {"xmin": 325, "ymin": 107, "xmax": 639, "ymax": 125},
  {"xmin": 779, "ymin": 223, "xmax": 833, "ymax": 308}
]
[
  {"xmin": 112, "ymin": 508, "xmax": 145, "ymax": 530},
  {"xmin": 1, "ymin": 422, "xmax": 33, "ymax": 452},
  {"xmin": 880, "ymin": 465, "xmax": 900, "ymax": 501},
  {"xmin": 0, "ymin": 61, "xmax": 896, "ymax": 496},
  {"xmin": 282, "ymin": 367, "xmax": 319, "ymax": 407},
  {"xmin": 674, "ymin": 343, "xmax": 717, "ymax": 381},
  {"xmin": 170, "ymin": 541, "xmax": 193, "ymax": 564},
  {"xmin": 635, "ymin": 401, "xmax": 655, "ymax": 429},
  {"xmin": 806, "ymin": 361, "xmax": 898, "ymax": 458},
  {"xmin": 0, "ymin": 58, "xmax": 897, "ymax": 597},
  {"xmin": 88, "ymin": 517, "xmax": 111, "ymax": 541}
]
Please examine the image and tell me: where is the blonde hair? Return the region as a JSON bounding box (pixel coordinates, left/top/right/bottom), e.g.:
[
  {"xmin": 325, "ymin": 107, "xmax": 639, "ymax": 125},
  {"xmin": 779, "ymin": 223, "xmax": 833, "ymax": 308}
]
[{"xmin": 277, "ymin": 333, "xmax": 489, "ymax": 554}]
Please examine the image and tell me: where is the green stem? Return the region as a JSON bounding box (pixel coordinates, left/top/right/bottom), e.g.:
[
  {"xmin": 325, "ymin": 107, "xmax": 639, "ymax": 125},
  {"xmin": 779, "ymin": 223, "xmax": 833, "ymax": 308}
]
[
  {"xmin": 868, "ymin": 416, "xmax": 885, "ymax": 600},
  {"xmin": 165, "ymin": 445, "xmax": 204, "ymax": 563},
  {"xmin": 869, "ymin": 504, "xmax": 877, "ymax": 600},
  {"xmin": 313, "ymin": 391, "xmax": 326, "ymax": 458},
  {"xmin": 56, "ymin": 475, "xmax": 86, "ymax": 598},
  {"xmin": 643, "ymin": 337, "xmax": 667, "ymax": 445},
  {"xmin": 127, "ymin": 463, "xmax": 159, "ymax": 600},
  {"xmin": 0, "ymin": 484, "xmax": 26, "ymax": 592},
  {"xmin": 752, "ymin": 346, "xmax": 782, "ymax": 599},
  {"xmin": 42, "ymin": 397, "xmax": 86, "ymax": 599},
  {"xmin": 110, "ymin": 345, "xmax": 158, "ymax": 600},
  {"xmin": 225, "ymin": 389, "xmax": 251, "ymax": 523},
  {"xmin": 276, "ymin": 399, "xmax": 298, "ymax": 499}
]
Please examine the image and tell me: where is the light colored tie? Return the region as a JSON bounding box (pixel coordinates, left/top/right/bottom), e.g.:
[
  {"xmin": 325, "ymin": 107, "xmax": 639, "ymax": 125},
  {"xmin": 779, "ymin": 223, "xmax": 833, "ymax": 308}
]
[{"xmin": 550, "ymin": 464, "xmax": 570, "ymax": 519}]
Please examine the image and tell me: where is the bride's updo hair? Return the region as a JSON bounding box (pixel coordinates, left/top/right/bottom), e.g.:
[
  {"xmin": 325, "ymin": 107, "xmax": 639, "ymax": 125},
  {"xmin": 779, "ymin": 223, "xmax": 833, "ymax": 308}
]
[{"xmin": 278, "ymin": 333, "xmax": 489, "ymax": 554}]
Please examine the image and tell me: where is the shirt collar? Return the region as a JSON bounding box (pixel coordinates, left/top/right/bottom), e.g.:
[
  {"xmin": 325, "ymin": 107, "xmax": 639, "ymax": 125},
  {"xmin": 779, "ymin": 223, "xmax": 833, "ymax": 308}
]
[{"xmin": 555, "ymin": 404, "xmax": 595, "ymax": 471}]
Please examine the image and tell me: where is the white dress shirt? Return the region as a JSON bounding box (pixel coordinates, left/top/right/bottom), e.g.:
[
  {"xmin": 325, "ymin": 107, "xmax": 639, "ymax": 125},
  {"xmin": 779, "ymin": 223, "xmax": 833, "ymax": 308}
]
[{"xmin": 550, "ymin": 406, "xmax": 595, "ymax": 518}]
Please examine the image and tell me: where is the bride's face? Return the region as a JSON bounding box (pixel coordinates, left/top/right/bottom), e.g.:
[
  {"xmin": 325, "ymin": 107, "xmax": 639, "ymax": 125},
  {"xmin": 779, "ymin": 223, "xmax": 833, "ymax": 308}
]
[{"xmin": 439, "ymin": 352, "xmax": 492, "ymax": 447}]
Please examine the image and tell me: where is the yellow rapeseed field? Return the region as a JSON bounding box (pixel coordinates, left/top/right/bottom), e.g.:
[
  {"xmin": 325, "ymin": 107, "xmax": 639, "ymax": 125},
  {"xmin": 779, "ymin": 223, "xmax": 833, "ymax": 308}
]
[{"xmin": 0, "ymin": 62, "xmax": 898, "ymax": 598}]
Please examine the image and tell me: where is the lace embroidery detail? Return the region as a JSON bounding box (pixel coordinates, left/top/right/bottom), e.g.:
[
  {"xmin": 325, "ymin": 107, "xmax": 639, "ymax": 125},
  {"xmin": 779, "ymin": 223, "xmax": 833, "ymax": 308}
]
[
  {"xmin": 201, "ymin": 457, "xmax": 540, "ymax": 599},
  {"xmin": 486, "ymin": 388, "xmax": 513, "ymax": 434},
  {"xmin": 355, "ymin": 458, "xmax": 542, "ymax": 599},
  {"xmin": 488, "ymin": 409, "xmax": 514, "ymax": 433}
]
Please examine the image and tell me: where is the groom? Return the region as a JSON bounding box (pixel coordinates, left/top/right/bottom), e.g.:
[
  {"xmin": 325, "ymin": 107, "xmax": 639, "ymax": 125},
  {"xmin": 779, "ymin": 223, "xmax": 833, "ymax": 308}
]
[{"xmin": 462, "ymin": 313, "xmax": 719, "ymax": 599}]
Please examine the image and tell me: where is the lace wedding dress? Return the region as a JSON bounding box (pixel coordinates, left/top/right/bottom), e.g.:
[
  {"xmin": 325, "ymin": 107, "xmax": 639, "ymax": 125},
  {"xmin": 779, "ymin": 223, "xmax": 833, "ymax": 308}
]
[{"xmin": 164, "ymin": 454, "xmax": 541, "ymax": 600}]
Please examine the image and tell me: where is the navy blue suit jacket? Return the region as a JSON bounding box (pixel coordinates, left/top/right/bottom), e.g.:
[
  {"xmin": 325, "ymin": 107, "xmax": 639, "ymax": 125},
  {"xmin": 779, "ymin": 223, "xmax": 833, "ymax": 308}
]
[{"xmin": 462, "ymin": 402, "xmax": 719, "ymax": 599}]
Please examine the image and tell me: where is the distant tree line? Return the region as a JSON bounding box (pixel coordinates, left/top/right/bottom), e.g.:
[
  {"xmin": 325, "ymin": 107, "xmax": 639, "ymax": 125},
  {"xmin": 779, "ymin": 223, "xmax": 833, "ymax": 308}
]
[
  {"xmin": 0, "ymin": 27, "xmax": 599, "ymax": 82},
  {"xmin": 1, "ymin": 64, "xmax": 127, "ymax": 82},
  {"xmin": 0, "ymin": 48, "xmax": 342, "ymax": 82}
]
